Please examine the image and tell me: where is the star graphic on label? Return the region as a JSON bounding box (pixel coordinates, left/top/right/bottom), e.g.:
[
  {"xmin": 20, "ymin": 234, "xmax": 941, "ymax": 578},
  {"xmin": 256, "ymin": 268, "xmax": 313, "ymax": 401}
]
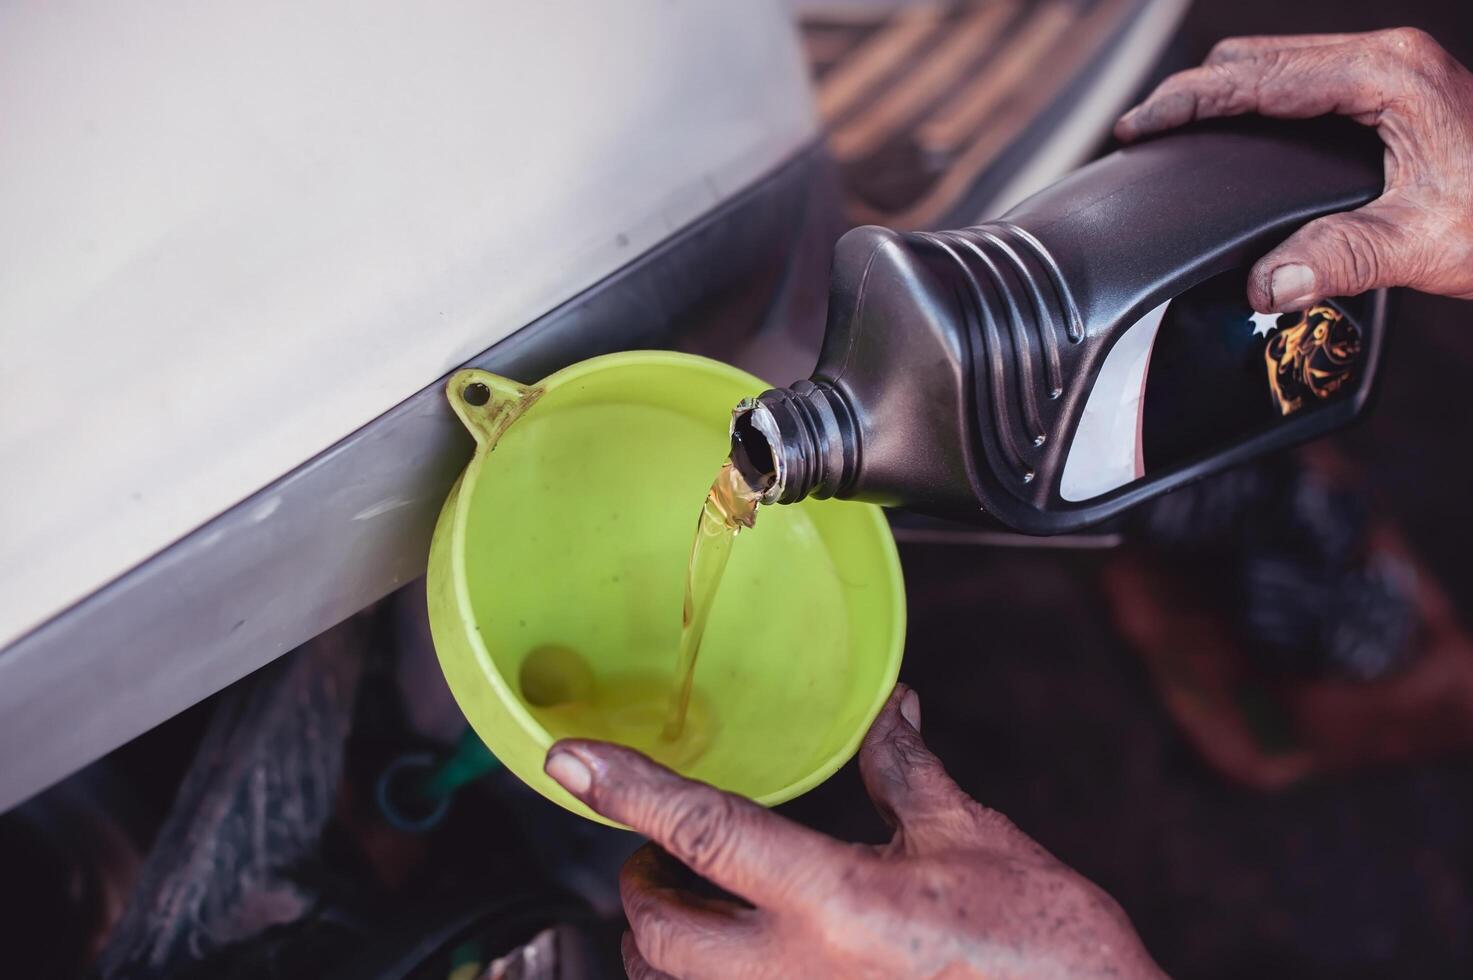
[{"xmin": 1249, "ymin": 311, "xmax": 1280, "ymax": 338}]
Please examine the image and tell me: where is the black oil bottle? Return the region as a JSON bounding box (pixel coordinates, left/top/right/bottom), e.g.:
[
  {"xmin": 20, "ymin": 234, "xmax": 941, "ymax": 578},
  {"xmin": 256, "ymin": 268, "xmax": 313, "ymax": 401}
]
[{"xmin": 729, "ymin": 119, "xmax": 1391, "ymax": 534}]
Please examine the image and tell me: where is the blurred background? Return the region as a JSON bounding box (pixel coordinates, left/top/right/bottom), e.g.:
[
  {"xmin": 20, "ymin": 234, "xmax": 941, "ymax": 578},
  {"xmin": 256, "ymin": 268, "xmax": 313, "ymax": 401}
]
[{"xmin": 3, "ymin": 1, "xmax": 1473, "ymax": 977}]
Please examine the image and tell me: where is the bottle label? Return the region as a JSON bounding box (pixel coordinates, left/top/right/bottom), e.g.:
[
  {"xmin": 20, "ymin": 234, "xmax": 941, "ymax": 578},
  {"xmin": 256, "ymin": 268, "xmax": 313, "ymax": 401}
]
[
  {"xmin": 1141, "ymin": 268, "xmax": 1364, "ymax": 471},
  {"xmin": 1060, "ymin": 268, "xmax": 1368, "ymax": 502}
]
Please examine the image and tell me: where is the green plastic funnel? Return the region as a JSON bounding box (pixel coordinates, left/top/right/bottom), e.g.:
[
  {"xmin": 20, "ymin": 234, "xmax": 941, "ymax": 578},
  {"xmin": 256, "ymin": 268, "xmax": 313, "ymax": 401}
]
[{"xmin": 426, "ymin": 351, "xmax": 904, "ymax": 824}]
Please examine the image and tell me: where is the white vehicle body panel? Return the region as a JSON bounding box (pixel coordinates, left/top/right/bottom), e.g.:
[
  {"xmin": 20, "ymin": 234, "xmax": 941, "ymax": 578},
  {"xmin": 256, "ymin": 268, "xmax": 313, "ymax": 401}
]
[{"xmin": 0, "ymin": 0, "xmax": 815, "ymax": 649}]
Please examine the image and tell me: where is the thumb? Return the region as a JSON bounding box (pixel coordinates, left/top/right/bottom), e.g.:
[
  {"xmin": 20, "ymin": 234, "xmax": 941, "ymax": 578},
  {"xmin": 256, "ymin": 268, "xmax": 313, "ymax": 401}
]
[
  {"xmin": 543, "ymin": 739, "xmax": 853, "ymax": 909},
  {"xmin": 859, "ymin": 685, "xmax": 987, "ymax": 851},
  {"xmin": 1249, "ymin": 200, "xmax": 1415, "ymax": 312}
]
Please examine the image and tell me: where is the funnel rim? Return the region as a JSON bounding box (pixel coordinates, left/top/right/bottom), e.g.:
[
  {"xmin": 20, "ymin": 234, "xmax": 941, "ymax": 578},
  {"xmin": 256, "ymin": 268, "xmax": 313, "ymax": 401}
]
[{"xmin": 442, "ymin": 349, "xmax": 906, "ymax": 814}]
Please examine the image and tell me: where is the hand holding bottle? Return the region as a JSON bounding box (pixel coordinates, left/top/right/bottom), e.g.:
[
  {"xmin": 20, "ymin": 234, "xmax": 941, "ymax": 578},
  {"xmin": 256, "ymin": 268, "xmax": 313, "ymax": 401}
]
[{"xmin": 1116, "ymin": 28, "xmax": 1473, "ymax": 313}]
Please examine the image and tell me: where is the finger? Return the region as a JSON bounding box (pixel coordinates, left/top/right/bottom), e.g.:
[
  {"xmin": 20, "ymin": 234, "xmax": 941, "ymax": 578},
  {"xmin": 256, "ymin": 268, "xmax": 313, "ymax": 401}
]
[
  {"xmin": 621, "ymin": 845, "xmax": 770, "ymax": 978},
  {"xmin": 622, "ymin": 931, "xmax": 676, "ymax": 980},
  {"xmin": 1247, "ymin": 197, "xmax": 1422, "ymax": 311},
  {"xmin": 1114, "ymin": 40, "xmax": 1394, "ymax": 142},
  {"xmin": 859, "ymin": 684, "xmax": 1020, "ymax": 853},
  {"xmin": 1204, "ymin": 33, "xmax": 1362, "ymax": 64},
  {"xmin": 545, "ymin": 739, "xmax": 861, "ymax": 908},
  {"xmin": 860, "ymin": 684, "xmax": 970, "ymax": 826},
  {"xmin": 622, "ymin": 843, "xmax": 754, "ymax": 919}
]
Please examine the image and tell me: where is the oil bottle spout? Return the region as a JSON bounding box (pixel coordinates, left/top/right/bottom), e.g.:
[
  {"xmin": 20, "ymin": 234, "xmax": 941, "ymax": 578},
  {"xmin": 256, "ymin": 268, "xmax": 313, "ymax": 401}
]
[
  {"xmin": 728, "ymin": 401, "xmax": 780, "ymax": 500},
  {"xmin": 730, "ymin": 382, "xmax": 860, "ymax": 505}
]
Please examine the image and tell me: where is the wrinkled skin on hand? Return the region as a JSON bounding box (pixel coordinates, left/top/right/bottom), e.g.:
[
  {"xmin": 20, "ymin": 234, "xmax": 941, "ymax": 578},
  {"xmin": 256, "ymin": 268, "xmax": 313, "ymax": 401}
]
[
  {"xmin": 1115, "ymin": 28, "xmax": 1473, "ymax": 313},
  {"xmin": 544, "ymin": 686, "xmax": 1164, "ymax": 979}
]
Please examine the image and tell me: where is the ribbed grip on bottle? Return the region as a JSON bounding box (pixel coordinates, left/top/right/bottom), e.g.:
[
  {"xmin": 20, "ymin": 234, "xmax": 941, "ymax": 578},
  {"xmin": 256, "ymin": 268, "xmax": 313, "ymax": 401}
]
[{"xmin": 914, "ymin": 222, "xmax": 1083, "ymax": 502}]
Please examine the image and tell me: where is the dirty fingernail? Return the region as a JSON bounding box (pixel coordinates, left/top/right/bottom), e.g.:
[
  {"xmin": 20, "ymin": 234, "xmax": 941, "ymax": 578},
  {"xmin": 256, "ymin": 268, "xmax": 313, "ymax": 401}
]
[
  {"xmin": 546, "ymin": 750, "xmax": 592, "ymax": 795},
  {"xmin": 1270, "ymin": 264, "xmax": 1316, "ymax": 310},
  {"xmin": 900, "ymin": 689, "xmax": 922, "ymax": 732}
]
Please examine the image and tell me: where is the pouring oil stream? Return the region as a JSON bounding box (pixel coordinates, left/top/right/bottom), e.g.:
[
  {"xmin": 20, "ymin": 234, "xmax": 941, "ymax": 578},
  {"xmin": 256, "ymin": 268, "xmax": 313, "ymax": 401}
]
[{"xmin": 661, "ymin": 459, "xmax": 762, "ymax": 741}]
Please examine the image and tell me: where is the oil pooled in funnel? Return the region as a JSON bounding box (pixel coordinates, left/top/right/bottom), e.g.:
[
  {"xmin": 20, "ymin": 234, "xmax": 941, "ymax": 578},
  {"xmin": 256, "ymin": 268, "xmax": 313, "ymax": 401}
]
[
  {"xmin": 518, "ymin": 458, "xmax": 758, "ymax": 767},
  {"xmin": 522, "ymin": 644, "xmax": 714, "ymax": 771}
]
